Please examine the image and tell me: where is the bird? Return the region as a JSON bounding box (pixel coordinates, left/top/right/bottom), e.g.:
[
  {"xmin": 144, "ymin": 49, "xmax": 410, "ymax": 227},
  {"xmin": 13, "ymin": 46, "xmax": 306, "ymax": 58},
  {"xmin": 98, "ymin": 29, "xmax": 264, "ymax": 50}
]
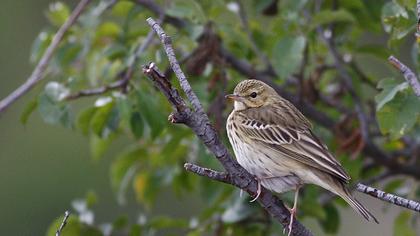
[{"xmin": 225, "ymin": 79, "xmax": 378, "ymax": 235}]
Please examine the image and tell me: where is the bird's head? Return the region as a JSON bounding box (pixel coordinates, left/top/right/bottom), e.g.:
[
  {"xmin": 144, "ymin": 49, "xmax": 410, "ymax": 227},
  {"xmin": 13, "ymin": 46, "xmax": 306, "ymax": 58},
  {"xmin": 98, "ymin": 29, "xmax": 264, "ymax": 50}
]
[{"xmin": 226, "ymin": 79, "xmax": 280, "ymax": 111}]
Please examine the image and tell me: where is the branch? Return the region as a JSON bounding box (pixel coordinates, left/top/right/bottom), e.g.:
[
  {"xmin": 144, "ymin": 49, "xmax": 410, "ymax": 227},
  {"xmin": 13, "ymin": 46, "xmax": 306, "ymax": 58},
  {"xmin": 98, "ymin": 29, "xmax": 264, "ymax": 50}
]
[
  {"xmin": 143, "ymin": 18, "xmax": 313, "ymax": 236},
  {"xmin": 55, "ymin": 211, "xmax": 70, "ymax": 236},
  {"xmin": 146, "ymin": 18, "xmax": 205, "ymax": 115},
  {"xmin": 416, "ymin": 0, "xmax": 420, "ymax": 38},
  {"xmin": 188, "ymin": 164, "xmax": 420, "ymax": 214},
  {"xmin": 356, "ymin": 183, "xmax": 420, "ymax": 213},
  {"xmin": 388, "ymin": 56, "xmax": 420, "ymax": 97},
  {"xmin": 184, "ymin": 163, "xmax": 231, "ymax": 184},
  {"xmin": 0, "ymin": 0, "xmax": 92, "ymax": 113}
]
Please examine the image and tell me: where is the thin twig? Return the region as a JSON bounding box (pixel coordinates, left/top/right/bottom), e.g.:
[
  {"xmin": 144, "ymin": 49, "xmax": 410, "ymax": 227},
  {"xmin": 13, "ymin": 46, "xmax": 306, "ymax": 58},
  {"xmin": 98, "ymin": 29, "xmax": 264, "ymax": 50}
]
[
  {"xmin": 388, "ymin": 56, "xmax": 420, "ymax": 97},
  {"xmin": 143, "ymin": 18, "xmax": 313, "ymax": 235},
  {"xmin": 186, "ymin": 164, "xmax": 420, "ymax": 214},
  {"xmin": 146, "ymin": 18, "xmax": 205, "ymax": 115},
  {"xmin": 0, "ymin": 0, "xmax": 92, "ymax": 114},
  {"xmin": 357, "ymin": 183, "xmax": 420, "ymax": 212},
  {"xmin": 416, "ymin": 0, "xmax": 420, "ymax": 38},
  {"xmin": 56, "ymin": 211, "xmax": 70, "ymax": 236}
]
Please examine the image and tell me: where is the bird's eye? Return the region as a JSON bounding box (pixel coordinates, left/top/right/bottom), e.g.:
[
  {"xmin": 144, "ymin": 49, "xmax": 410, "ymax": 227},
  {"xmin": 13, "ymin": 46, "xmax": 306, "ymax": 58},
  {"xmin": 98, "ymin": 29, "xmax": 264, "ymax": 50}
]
[{"xmin": 250, "ymin": 92, "xmax": 257, "ymax": 98}]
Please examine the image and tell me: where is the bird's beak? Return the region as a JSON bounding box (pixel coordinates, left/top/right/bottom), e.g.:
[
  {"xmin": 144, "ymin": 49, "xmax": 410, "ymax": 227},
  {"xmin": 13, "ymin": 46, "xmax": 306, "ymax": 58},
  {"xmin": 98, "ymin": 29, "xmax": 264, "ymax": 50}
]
[{"xmin": 225, "ymin": 94, "xmax": 241, "ymax": 101}]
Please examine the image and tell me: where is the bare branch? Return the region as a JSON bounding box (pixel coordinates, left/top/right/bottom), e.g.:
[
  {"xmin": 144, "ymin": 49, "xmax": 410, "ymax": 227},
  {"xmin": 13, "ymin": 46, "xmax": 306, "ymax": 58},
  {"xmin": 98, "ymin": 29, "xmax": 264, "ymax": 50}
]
[
  {"xmin": 146, "ymin": 18, "xmax": 205, "ymax": 115},
  {"xmin": 143, "ymin": 18, "xmax": 313, "ymax": 235},
  {"xmin": 388, "ymin": 56, "xmax": 420, "ymax": 97},
  {"xmin": 55, "ymin": 211, "xmax": 70, "ymax": 236},
  {"xmin": 0, "ymin": 0, "xmax": 92, "ymax": 114},
  {"xmin": 416, "ymin": 0, "xmax": 420, "ymax": 38},
  {"xmin": 184, "ymin": 163, "xmax": 231, "ymax": 184},
  {"xmin": 356, "ymin": 183, "xmax": 420, "ymax": 213}
]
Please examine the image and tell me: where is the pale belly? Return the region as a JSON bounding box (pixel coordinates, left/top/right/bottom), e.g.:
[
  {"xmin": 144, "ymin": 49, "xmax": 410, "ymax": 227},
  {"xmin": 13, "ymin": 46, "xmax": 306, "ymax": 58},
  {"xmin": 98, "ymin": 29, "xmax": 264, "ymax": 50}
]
[{"xmin": 227, "ymin": 123, "xmax": 302, "ymax": 193}]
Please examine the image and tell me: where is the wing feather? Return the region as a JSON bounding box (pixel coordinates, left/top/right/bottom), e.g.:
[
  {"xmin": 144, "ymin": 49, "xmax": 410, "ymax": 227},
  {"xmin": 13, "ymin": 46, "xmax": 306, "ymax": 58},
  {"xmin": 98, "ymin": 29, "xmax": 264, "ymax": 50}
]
[{"xmin": 238, "ymin": 104, "xmax": 351, "ymax": 183}]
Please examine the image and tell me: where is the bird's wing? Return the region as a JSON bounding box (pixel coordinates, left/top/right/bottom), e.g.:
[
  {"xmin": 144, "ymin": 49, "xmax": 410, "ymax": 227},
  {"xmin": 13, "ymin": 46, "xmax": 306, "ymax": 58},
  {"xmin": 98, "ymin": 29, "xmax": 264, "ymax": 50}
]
[{"xmin": 238, "ymin": 104, "xmax": 351, "ymax": 183}]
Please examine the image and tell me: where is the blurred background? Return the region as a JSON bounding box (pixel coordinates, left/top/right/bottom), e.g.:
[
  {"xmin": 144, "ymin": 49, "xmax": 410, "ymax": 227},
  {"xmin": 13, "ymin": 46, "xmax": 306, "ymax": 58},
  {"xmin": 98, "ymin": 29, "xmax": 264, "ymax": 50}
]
[{"xmin": 0, "ymin": 1, "xmax": 419, "ymax": 236}]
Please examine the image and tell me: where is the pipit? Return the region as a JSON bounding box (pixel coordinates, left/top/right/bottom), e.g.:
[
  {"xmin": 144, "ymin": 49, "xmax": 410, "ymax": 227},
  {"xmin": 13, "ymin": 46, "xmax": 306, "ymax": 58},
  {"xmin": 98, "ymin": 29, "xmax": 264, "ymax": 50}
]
[{"xmin": 226, "ymin": 79, "xmax": 378, "ymax": 235}]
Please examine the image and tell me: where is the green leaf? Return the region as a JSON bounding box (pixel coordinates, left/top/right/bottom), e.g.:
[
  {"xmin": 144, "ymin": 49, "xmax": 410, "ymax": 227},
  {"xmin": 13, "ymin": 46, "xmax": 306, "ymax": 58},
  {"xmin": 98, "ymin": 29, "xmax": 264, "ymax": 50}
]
[
  {"xmin": 20, "ymin": 99, "xmax": 38, "ymax": 125},
  {"xmin": 85, "ymin": 190, "xmax": 98, "ymax": 208},
  {"xmin": 76, "ymin": 107, "xmax": 97, "ymax": 136},
  {"xmin": 55, "ymin": 43, "xmax": 82, "ymax": 67},
  {"xmin": 96, "ymin": 21, "xmax": 122, "ymax": 39},
  {"xmin": 384, "ymin": 179, "xmax": 404, "ymax": 193},
  {"xmin": 376, "ymin": 90, "xmax": 420, "ymax": 139},
  {"xmin": 46, "ymin": 215, "xmax": 103, "ymax": 236},
  {"xmin": 136, "ymin": 91, "xmax": 166, "ymax": 139},
  {"xmin": 30, "ymin": 31, "xmax": 52, "ymax": 63},
  {"xmin": 382, "ymin": 1, "xmax": 408, "ymax": 33},
  {"xmin": 166, "ymin": 0, "xmax": 206, "ymax": 24},
  {"xmin": 90, "ymin": 99, "xmax": 115, "ymax": 137},
  {"xmin": 111, "ymin": 1, "xmax": 135, "ymax": 17},
  {"xmin": 310, "ymin": 9, "xmax": 355, "ymax": 30},
  {"xmin": 394, "ymin": 211, "xmax": 415, "ymax": 236},
  {"xmin": 148, "ymin": 216, "xmax": 189, "ymax": 229},
  {"xmin": 375, "ymin": 78, "xmax": 409, "ymax": 111},
  {"xmin": 44, "ymin": 81, "xmax": 70, "ymax": 102},
  {"xmin": 319, "ymin": 204, "xmax": 340, "ymax": 234},
  {"xmin": 110, "ymin": 146, "xmax": 145, "ymax": 194},
  {"xmin": 46, "ymin": 2, "xmax": 70, "ymax": 27},
  {"xmin": 271, "ymin": 36, "xmax": 306, "ymax": 79},
  {"xmin": 90, "ymin": 133, "xmax": 114, "ymax": 161},
  {"xmin": 38, "ymin": 92, "xmax": 72, "ymax": 128},
  {"xmin": 130, "ymin": 111, "xmax": 144, "ymax": 139}
]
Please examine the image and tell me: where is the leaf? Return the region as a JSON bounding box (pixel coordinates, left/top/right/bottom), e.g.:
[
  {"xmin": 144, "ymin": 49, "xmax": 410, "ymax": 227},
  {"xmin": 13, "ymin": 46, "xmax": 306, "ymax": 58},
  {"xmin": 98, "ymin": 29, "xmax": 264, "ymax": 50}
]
[
  {"xmin": 111, "ymin": 1, "xmax": 135, "ymax": 17},
  {"xmin": 375, "ymin": 78, "xmax": 409, "ymax": 111},
  {"xmin": 46, "ymin": 2, "xmax": 70, "ymax": 27},
  {"xmin": 136, "ymin": 91, "xmax": 166, "ymax": 139},
  {"xmin": 38, "ymin": 92, "xmax": 72, "ymax": 128},
  {"xmin": 130, "ymin": 111, "xmax": 144, "ymax": 139},
  {"xmin": 310, "ymin": 9, "xmax": 355, "ymax": 30},
  {"xmin": 394, "ymin": 211, "xmax": 415, "ymax": 236},
  {"xmin": 166, "ymin": 0, "xmax": 206, "ymax": 24},
  {"xmin": 20, "ymin": 99, "xmax": 38, "ymax": 125},
  {"xmin": 90, "ymin": 133, "xmax": 114, "ymax": 161},
  {"xmin": 376, "ymin": 90, "xmax": 420, "ymax": 139},
  {"xmin": 384, "ymin": 179, "xmax": 404, "ymax": 193},
  {"xmin": 46, "ymin": 214, "xmax": 103, "ymax": 236},
  {"xmin": 148, "ymin": 216, "xmax": 189, "ymax": 229},
  {"xmin": 133, "ymin": 172, "xmax": 161, "ymax": 206},
  {"xmin": 96, "ymin": 21, "xmax": 122, "ymax": 39},
  {"xmin": 44, "ymin": 81, "xmax": 70, "ymax": 102},
  {"xmin": 110, "ymin": 146, "xmax": 145, "ymax": 193},
  {"xmin": 319, "ymin": 204, "xmax": 340, "ymax": 234},
  {"xmin": 381, "ymin": 1, "xmax": 408, "ymax": 33},
  {"xmin": 30, "ymin": 31, "xmax": 52, "ymax": 63},
  {"xmin": 55, "ymin": 42, "xmax": 82, "ymax": 67},
  {"xmin": 90, "ymin": 100, "xmax": 116, "ymax": 138},
  {"xmin": 271, "ymin": 36, "xmax": 306, "ymax": 79},
  {"xmin": 76, "ymin": 107, "xmax": 97, "ymax": 136}
]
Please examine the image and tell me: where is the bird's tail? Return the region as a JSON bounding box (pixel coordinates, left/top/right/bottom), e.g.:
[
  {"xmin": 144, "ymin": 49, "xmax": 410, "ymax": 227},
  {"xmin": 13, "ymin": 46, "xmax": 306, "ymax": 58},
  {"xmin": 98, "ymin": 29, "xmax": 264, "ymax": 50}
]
[{"xmin": 337, "ymin": 184, "xmax": 379, "ymax": 224}]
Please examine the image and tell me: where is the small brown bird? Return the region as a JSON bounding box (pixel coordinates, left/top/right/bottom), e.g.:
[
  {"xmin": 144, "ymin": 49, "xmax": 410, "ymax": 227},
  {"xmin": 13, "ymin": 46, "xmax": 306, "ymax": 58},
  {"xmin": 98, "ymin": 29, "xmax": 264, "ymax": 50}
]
[{"xmin": 226, "ymin": 79, "xmax": 378, "ymax": 234}]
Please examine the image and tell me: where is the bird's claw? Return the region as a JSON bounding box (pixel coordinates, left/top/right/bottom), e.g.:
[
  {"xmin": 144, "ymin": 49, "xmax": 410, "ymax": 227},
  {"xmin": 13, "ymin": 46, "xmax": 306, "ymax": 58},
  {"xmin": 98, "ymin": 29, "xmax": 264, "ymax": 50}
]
[{"xmin": 249, "ymin": 177, "xmax": 261, "ymax": 202}]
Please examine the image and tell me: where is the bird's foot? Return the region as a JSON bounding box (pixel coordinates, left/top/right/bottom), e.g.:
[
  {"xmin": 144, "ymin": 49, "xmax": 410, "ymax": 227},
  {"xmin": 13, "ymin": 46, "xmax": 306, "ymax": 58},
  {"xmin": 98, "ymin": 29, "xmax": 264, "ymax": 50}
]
[
  {"xmin": 249, "ymin": 176, "xmax": 261, "ymax": 202},
  {"xmin": 283, "ymin": 206, "xmax": 297, "ymax": 236}
]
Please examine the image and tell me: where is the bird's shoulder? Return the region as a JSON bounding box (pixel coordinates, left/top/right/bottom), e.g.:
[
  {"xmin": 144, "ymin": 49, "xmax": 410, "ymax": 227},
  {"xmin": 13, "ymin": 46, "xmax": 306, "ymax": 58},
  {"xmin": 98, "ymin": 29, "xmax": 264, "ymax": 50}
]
[{"xmin": 238, "ymin": 101, "xmax": 312, "ymax": 131}]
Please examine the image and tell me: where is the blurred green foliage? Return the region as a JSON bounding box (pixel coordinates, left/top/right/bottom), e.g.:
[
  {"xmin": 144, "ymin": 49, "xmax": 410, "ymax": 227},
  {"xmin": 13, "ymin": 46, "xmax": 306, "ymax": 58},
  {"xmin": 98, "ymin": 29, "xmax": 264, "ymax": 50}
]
[{"xmin": 20, "ymin": 0, "xmax": 420, "ymax": 235}]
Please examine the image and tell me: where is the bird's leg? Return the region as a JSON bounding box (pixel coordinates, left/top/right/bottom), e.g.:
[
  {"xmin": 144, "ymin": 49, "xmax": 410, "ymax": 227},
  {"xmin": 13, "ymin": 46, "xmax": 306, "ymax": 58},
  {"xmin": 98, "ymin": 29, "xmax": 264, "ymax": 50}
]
[
  {"xmin": 286, "ymin": 186, "xmax": 301, "ymax": 236},
  {"xmin": 249, "ymin": 177, "xmax": 261, "ymax": 202}
]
